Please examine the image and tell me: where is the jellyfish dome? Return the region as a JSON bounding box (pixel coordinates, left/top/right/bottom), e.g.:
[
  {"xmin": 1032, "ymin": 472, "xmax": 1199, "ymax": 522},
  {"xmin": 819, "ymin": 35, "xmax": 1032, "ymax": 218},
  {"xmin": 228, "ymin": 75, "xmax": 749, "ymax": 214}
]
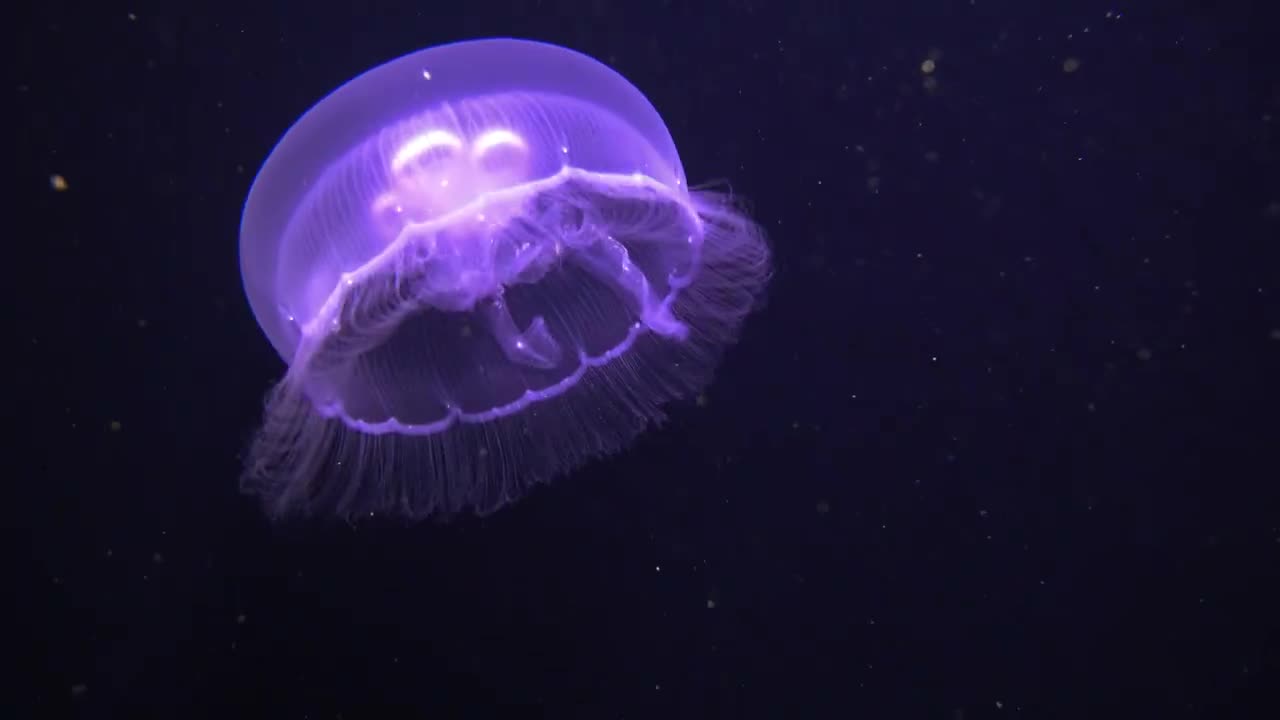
[{"xmin": 239, "ymin": 38, "xmax": 771, "ymax": 520}]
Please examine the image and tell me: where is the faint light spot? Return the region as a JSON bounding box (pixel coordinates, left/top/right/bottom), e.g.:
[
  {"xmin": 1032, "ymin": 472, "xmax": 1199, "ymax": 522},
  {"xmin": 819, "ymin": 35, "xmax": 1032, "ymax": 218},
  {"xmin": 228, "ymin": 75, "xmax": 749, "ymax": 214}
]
[
  {"xmin": 920, "ymin": 58, "xmax": 936, "ymax": 74},
  {"xmin": 152, "ymin": 552, "xmax": 164, "ymax": 565},
  {"xmin": 50, "ymin": 174, "xmax": 69, "ymax": 191},
  {"xmin": 236, "ymin": 614, "xmax": 246, "ymax": 624},
  {"xmin": 71, "ymin": 684, "xmax": 88, "ymax": 698},
  {"xmin": 109, "ymin": 420, "xmax": 122, "ymax": 432},
  {"xmin": 695, "ymin": 394, "xmax": 708, "ymax": 407},
  {"xmin": 816, "ymin": 500, "xmax": 830, "ymax": 514},
  {"xmin": 1136, "ymin": 347, "xmax": 1152, "ymax": 361},
  {"xmin": 706, "ymin": 599, "xmax": 716, "ymax": 609},
  {"xmin": 1063, "ymin": 57, "xmax": 1082, "ymax": 73}
]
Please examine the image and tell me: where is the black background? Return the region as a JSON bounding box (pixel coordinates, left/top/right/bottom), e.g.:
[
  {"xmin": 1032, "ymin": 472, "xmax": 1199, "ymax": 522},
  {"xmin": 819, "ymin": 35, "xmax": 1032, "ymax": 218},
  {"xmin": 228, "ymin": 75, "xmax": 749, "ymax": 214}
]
[{"xmin": 13, "ymin": 0, "xmax": 1279, "ymax": 717}]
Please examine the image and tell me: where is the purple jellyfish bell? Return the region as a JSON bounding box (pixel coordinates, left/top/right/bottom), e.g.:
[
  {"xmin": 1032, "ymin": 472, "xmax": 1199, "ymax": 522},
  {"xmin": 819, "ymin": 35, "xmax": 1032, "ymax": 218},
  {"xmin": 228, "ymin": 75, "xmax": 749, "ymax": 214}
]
[{"xmin": 238, "ymin": 38, "xmax": 771, "ymax": 520}]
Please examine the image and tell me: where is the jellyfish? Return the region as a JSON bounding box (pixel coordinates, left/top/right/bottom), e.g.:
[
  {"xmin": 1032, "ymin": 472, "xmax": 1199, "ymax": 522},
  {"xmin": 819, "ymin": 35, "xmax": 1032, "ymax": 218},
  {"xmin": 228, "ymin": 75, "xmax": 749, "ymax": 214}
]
[{"xmin": 239, "ymin": 38, "xmax": 771, "ymax": 520}]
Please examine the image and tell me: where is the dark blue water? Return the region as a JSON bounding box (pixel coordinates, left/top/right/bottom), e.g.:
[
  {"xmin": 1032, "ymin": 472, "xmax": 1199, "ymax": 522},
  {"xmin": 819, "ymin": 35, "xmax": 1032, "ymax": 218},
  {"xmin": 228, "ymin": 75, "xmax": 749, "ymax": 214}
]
[{"xmin": 14, "ymin": 0, "xmax": 1277, "ymax": 717}]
